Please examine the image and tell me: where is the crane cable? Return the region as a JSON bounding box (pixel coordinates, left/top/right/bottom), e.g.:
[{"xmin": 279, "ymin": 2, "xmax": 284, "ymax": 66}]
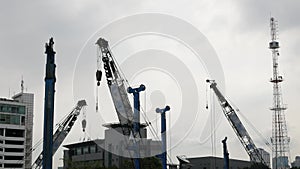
[
  {"xmin": 206, "ymin": 82, "xmax": 217, "ymax": 168},
  {"xmin": 96, "ymin": 47, "xmax": 102, "ymax": 113},
  {"xmin": 209, "ymin": 86, "xmax": 217, "ymax": 168},
  {"xmin": 229, "ymin": 100, "xmax": 272, "ymax": 150}
]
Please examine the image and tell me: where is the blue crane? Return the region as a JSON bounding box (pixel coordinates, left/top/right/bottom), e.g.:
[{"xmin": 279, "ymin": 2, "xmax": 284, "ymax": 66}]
[
  {"xmin": 156, "ymin": 106, "xmax": 171, "ymax": 169},
  {"xmin": 43, "ymin": 37, "xmax": 56, "ymax": 169},
  {"xmin": 128, "ymin": 84, "xmax": 146, "ymax": 169}
]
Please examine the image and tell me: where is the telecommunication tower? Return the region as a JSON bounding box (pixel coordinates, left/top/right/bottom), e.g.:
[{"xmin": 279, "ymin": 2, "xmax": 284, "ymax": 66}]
[{"xmin": 269, "ymin": 17, "xmax": 290, "ymax": 169}]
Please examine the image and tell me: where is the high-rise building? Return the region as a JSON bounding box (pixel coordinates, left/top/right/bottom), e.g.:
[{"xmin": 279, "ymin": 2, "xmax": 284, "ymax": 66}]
[
  {"xmin": 0, "ymin": 95, "xmax": 32, "ymax": 168},
  {"xmin": 12, "ymin": 92, "xmax": 34, "ymax": 169},
  {"xmin": 0, "ymin": 87, "xmax": 34, "ymax": 169}
]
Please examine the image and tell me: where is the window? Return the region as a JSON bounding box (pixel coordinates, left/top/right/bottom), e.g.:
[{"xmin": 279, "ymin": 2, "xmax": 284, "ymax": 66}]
[
  {"xmin": 4, "ymin": 156, "xmax": 23, "ymax": 160},
  {"xmin": 76, "ymin": 148, "xmax": 82, "ymax": 155},
  {"xmin": 5, "ymin": 148, "xmax": 24, "ymax": 153},
  {"xmin": 90, "ymin": 145, "xmax": 96, "ymax": 153},
  {"xmin": 5, "ymin": 140, "xmax": 24, "ymax": 145},
  {"xmin": 5, "ymin": 129, "xmax": 24, "ymax": 137},
  {"xmin": 83, "ymin": 146, "xmax": 89, "ymax": 154},
  {"xmin": 4, "ymin": 163, "xmax": 23, "ymax": 168},
  {"xmin": 0, "ymin": 114, "xmax": 21, "ymax": 125},
  {"xmin": 0, "ymin": 104, "xmax": 25, "ymax": 114},
  {"xmin": 21, "ymin": 116, "xmax": 25, "ymax": 125}
]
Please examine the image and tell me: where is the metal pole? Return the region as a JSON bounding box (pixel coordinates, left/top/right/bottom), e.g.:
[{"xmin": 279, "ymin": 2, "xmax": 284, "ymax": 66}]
[
  {"xmin": 128, "ymin": 84, "xmax": 145, "ymax": 169},
  {"xmin": 222, "ymin": 137, "xmax": 229, "ymax": 169},
  {"xmin": 43, "ymin": 38, "xmax": 56, "ymax": 169},
  {"xmin": 156, "ymin": 106, "xmax": 170, "ymax": 169}
]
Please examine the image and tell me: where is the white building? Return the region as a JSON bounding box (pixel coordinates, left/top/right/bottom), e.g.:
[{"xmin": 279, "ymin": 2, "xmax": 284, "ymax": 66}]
[
  {"xmin": 12, "ymin": 92, "xmax": 34, "ymax": 169},
  {"xmin": 0, "ymin": 92, "xmax": 34, "ymax": 169}
]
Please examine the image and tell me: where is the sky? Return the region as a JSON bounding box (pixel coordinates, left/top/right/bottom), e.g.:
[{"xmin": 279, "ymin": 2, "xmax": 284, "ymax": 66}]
[{"xmin": 0, "ymin": 0, "xmax": 300, "ymax": 168}]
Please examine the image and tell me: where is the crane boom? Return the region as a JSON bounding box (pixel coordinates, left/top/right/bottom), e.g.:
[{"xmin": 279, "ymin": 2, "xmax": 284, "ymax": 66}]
[
  {"xmin": 207, "ymin": 80, "xmax": 266, "ymax": 165},
  {"xmin": 32, "ymin": 100, "xmax": 87, "ymax": 169},
  {"xmin": 96, "ymin": 38, "xmax": 133, "ymax": 131}
]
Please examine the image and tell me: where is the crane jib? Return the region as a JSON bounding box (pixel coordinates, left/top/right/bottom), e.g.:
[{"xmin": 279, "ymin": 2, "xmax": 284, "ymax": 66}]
[{"xmin": 207, "ymin": 80, "xmax": 267, "ymax": 166}]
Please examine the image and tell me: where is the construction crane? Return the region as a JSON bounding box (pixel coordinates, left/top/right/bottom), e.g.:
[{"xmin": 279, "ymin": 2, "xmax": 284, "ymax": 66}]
[
  {"xmin": 206, "ymin": 80, "xmax": 267, "ymax": 166},
  {"xmin": 32, "ymin": 100, "xmax": 87, "ymax": 169},
  {"xmin": 95, "ymin": 38, "xmax": 134, "ymax": 135}
]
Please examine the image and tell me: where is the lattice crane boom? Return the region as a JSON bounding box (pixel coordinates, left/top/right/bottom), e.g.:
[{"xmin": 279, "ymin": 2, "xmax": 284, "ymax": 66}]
[
  {"xmin": 206, "ymin": 80, "xmax": 266, "ymax": 165},
  {"xmin": 32, "ymin": 100, "xmax": 87, "ymax": 169},
  {"xmin": 95, "ymin": 38, "xmax": 134, "ymax": 130}
]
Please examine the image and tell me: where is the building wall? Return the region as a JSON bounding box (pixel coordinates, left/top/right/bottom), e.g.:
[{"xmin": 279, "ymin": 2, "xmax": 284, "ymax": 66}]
[
  {"xmin": 63, "ymin": 137, "xmax": 162, "ymax": 169},
  {"xmin": 181, "ymin": 156, "xmax": 251, "ymax": 169},
  {"xmin": 103, "ymin": 126, "xmax": 161, "ymax": 168},
  {"xmin": 0, "ymin": 98, "xmax": 28, "ymax": 169},
  {"xmin": 12, "ymin": 93, "xmax": 34, "ymax": 169},
  {"xmin": 63, "ymin": 140, "xmax": 105, "ymax": 169}
]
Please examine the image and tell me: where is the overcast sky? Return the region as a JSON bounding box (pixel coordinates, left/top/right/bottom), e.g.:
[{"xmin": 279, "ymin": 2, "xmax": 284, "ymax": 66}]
[{"xmin": 1, "ymin": 0, "xmax": 300, "ymax": 168}]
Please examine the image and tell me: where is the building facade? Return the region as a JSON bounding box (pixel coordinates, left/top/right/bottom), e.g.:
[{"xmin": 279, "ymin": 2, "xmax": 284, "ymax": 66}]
[
  {"xmin": 63, "ymin": 139, "xmax": 106, "ymax": 169},
  {"xmin": 63, "ymin": 126, "xmax": 162, "ymax": 169},
  {"xmin": 12, "ymin": 92, "xmax": 34, "ymax": 169},
  {"xmin": 0, "ymin": 92, "xmax": 34, "ymax": 169},
  {"xmin": 181, "ymin": 156, "xmax": 251, "ymax": 169}
]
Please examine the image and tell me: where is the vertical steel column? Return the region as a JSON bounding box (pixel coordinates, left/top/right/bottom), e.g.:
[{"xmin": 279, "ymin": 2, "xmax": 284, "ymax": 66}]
[
  {"xmin": 128, "ymin": 84, "xmax": 145, "ymax": 169},
  {"xmin": 222, "ymin": 137, "xmax": 229, "ymax": 169},
  {"xmin": 156, "ymin": 106, "xmax": 170, "ymax": 169},
  {"xmin": 43, "ymin": 38, "xmax": 56, "ymax": 169}
]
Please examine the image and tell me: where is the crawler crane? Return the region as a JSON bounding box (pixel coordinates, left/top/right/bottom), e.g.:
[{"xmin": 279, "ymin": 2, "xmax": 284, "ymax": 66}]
[
  {"xmin": 207, "ymin": 80, "xmax": 267, "ymax": 166},
  {"xmin": 95, "ymin": 38, "xmax": 135, "ymax": 136}
]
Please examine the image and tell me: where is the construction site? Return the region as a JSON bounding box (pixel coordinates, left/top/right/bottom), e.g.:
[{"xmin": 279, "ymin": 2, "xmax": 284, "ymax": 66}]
[{"xmin": 1, "ymin": 1, "xmax": 300, "ymax": 169}]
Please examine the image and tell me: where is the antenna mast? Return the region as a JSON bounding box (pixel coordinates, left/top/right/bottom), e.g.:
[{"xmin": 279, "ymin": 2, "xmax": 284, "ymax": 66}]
[{"xmin": 269, "ymin": 17, "xmax": 290, "ymax": 169}]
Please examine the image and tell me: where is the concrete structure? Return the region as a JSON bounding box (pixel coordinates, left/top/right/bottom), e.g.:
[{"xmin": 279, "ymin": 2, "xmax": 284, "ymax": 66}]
[
  {"xmin": 291, "ymin": 156, "xmax": 300, "ymax": 168},
  {"xmin": 0, "ymin": 93, "xmax": 34, "ymax": 169},
  {"xmin": 181, "ymin": 156, "xmax": 251, "ymax": 169},
  {"xmin": 257, "ymin": 148, "xmax": 270, "ymax": 167}
]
